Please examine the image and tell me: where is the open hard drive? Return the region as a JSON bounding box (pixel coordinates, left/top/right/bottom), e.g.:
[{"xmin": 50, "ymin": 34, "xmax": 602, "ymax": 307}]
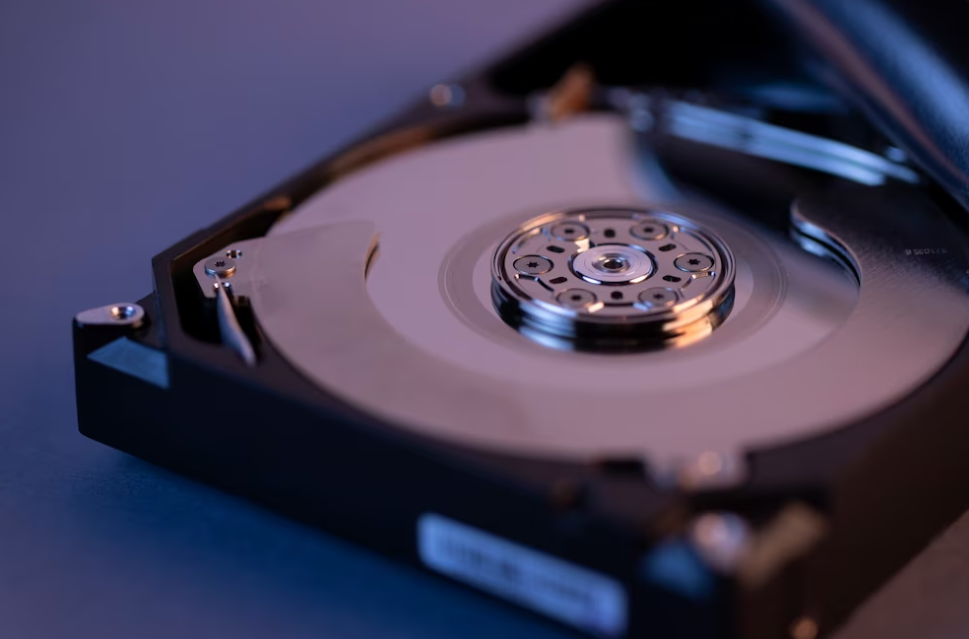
[{"xmin": 73, "ymin": 1, "xmax": 969, "ymax": 637}]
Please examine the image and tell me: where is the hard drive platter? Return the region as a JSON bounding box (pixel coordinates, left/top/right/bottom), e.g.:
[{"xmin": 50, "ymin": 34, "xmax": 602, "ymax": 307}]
[
  {"xmin": 188, "ymin": 112, "xmax": 969, "ymax": 468},
  {"xmin": 73, "ymin": 2, "xmax": 969, "ymax": 638}
]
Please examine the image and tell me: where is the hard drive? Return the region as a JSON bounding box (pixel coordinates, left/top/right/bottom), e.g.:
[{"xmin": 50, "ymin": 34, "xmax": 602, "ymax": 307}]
[{"xmin": 72, "ymin": 1, "xmax": 969, "ymax": 637}]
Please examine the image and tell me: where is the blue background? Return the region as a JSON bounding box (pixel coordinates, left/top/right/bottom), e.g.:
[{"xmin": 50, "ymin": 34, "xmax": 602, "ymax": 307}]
[{"xmin": 2, "ymin": 1, "xmax": 969, "ymax": 637}]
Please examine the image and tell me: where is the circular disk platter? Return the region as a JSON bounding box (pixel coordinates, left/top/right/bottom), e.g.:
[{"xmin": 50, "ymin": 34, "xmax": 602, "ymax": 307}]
[{"xmin": 252, "ymin": 114, "xmax": 969, "ymax": 465}]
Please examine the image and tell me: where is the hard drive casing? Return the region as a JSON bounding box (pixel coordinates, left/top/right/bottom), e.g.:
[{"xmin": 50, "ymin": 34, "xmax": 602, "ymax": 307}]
[{"xmin": 73, "ymin": 1, "xmax": 969, "ymax": 637}]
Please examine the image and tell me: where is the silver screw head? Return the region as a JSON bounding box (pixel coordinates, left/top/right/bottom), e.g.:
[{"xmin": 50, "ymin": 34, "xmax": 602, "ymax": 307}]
[
  {"xmin": 75, "ymin": 303, "xmax": 145, "ymax": 328},
  {"xmin": 630, "ymin": 220, "xmax": 669, "ymax": 241},
  {"xmin": 674, "ymin": 252, "xmax": 714, "ymax": 272},
  {"xmin": 204, "ymin": 256, "xmax": 237, "ymax": 277},
  {"xmin": 513, "ymin": 255, "xmax": 553, "ymax": 275},
  {"xmin": 556, "ymin": 289, "xmax": 597, "ymax": 308},
  {"xmin": 110, "ymin": 304, "xmax": 137, "ymax": 320},
  {"xmin": 638, "ymin": 287, "xmax": 678, "ymax": 308},
  {"xmin": 549, "ymin": 221, "xmax": 589, "ymax": 241}
]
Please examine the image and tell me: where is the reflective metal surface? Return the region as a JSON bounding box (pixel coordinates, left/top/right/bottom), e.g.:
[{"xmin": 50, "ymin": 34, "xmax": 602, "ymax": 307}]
[
  {"xmin": 204, "ymin": 256, "xmax": 237, "ymax": 278},
  {"xmin": 491, "ymin": 208, "xmax": 735, "ymax": 351},
  {"xmin": 191, "ymin": 246, "xmax": 258, "ymax": 365},
  {"xmin": 193, "ymin": 239, "xmax": 262, "ymax": 300},
  {"xmin": 75, "ymin": 302, "xmax": 145, "ymax": 328},
  {"xmin": 243, "ymin": 114, "xmax": 969, "ymax": 464},
  {"xmin": 214, "ymin": 280, "xmax": 256, "ymax": 367},
  {"xmin": 637, "ymin": 96, "xmax": 921, "ymax": 186}
]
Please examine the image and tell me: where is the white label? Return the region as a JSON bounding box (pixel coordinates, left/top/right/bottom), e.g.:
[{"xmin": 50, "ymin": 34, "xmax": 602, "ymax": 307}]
[{"xmin": 418, "ymin": 514, "xmax": 628, "ymax": 637}]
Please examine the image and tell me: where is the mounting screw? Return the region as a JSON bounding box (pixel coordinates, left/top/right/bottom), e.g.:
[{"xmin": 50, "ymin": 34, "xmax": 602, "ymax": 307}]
[
  {"xmin": 75, "ymin": 303, "xmax": 145, "ymax": 328},
  {"xmin": 674, "ymin": 253, "xmax": 714, "ymax": 273},
  {"xmin": 630, "ymin": 220, "xmax": 669, "ymax": 241},
  {"xmin": 514, "ymin": 255, "xmax": 553, "ymax": 275},
  {"xmin": 556, "ymin": 289, "xmax": 596, "ymax": 308},
  {"xmin": 637, "ymin": 287, "xmax": 678, "ymax": 308},
  {"xmin": 550, "ymin": 221, "xmax": 590, "ymax": 241},
  {"xmin": 204, "ymin": 256, "xmax": 237, "ymax": 277}
]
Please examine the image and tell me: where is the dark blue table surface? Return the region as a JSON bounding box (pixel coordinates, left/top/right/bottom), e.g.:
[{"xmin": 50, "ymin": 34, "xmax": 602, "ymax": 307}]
[{"xmin": 2, "ymin": 1, "xmax": 969, "ymax": 638}]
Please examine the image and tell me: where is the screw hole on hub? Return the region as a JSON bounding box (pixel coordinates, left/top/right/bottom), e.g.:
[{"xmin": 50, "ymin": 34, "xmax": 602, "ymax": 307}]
[
  {"xmin": 611, "ymin": 291, "xmax": 623, "ymax": 300},
  {"xmin": 663, "ymin": 275, "xmax": 682, "ymax": 283},
  {"xmin": 602, "ymin": 258, "xmax": 623, "ymax": 270},
  {"xmin": 550, "ymin": 276, "xmax": 567, "ymax": 284},
  {"xmin": 659, "ymin": 244, "xmax": 676, "ymax": 252},
  {"xmin": 513, "ymin": 255, "xmax": 553, "ymax": 275},
  {"xmin": 547, "ymin": 245, "xmax": 565, "ymax": 253},
  {"xmin": 571, "ymin": 294, "xmax": 582, "ymax": 301},
  {"xmin": 226, "ymin": 249, "xmax": 243, "ymax": 258},
  {"xmin": 603, "ymin": 228, "xmax": 616, "ymax": 238}
]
